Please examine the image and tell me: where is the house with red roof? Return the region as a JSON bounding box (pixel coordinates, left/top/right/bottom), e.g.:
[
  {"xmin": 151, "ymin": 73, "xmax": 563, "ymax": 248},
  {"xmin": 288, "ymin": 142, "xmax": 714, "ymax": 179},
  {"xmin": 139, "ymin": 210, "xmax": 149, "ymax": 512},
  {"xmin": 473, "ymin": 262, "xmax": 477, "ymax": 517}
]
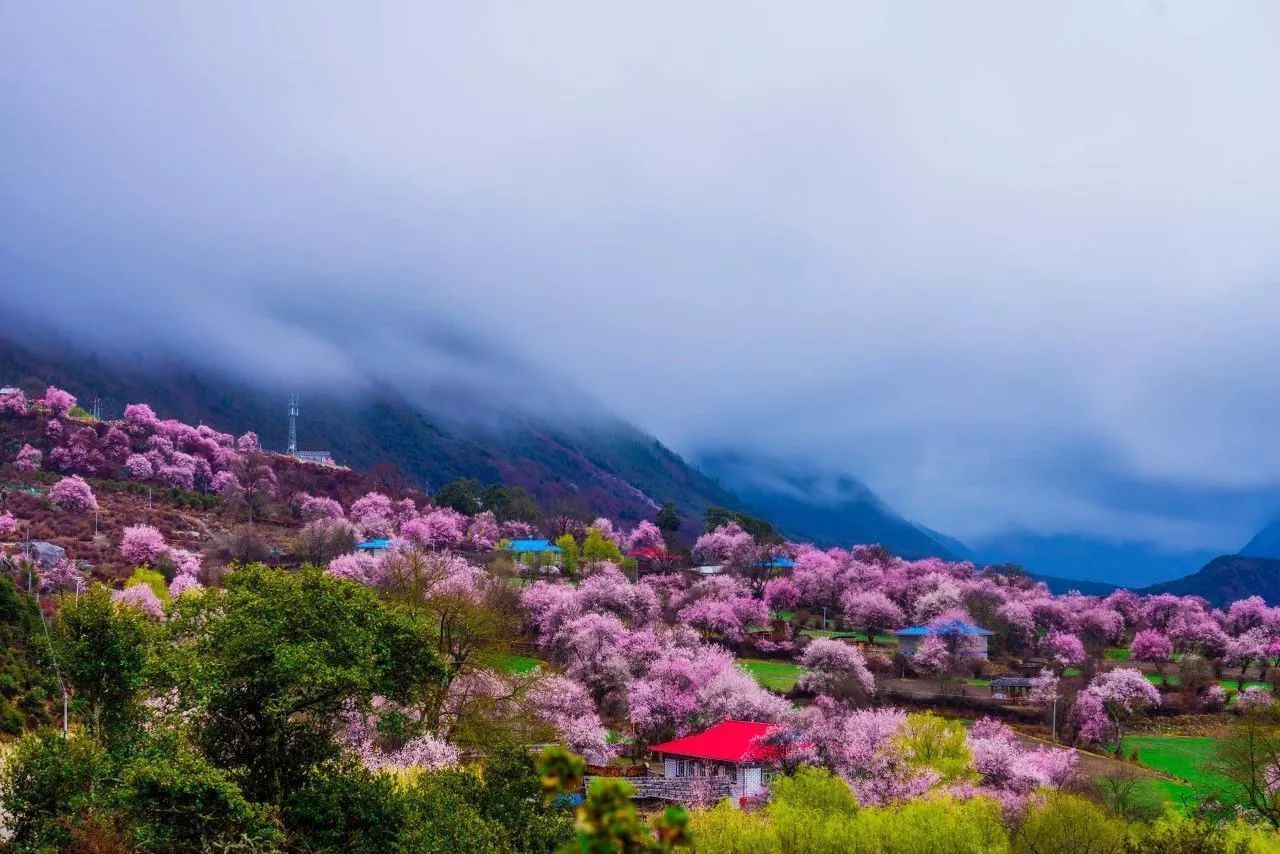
[{"xmin": 647, "ymin": 720, "xmax": 784, "ymax": 800}]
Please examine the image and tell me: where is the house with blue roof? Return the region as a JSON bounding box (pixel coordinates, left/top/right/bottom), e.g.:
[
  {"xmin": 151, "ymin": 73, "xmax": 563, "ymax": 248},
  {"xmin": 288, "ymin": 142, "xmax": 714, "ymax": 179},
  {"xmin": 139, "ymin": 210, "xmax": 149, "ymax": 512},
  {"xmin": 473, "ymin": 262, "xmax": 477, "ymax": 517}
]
[
  {"xmin": 503, "ymin": 538, "xmax": 564, "ymax": 574},
  {"xmin": 893, "ymin": 619, "xmax": 993, "ymax": 659},
  {"xmin": 504, "ymin": 538, "xmax": 563, "ymax": 555},
  {"xmin": 752, "ymin": 556, "xmax": 796, "ymax": 569},
  {"xmin": 355, "ymin": 538, "xmax": 403, "ymax": 556}
]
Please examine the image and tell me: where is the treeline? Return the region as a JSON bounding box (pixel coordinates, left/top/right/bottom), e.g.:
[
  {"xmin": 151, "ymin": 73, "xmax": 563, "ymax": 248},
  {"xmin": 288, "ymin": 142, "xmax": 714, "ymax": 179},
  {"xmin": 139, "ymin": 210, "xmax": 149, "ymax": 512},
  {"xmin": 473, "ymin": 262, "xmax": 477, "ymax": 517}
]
[{"xmin": 0, "ymin": 566, "xmax": 574, "ymax": 852}]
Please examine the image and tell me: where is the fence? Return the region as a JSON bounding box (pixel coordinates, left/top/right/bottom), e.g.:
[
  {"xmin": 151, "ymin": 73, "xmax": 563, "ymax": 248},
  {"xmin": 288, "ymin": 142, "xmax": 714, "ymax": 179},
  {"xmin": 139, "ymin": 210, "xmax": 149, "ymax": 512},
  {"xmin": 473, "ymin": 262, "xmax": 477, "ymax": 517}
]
[{"xmin": 585, "ymin": 775, "xmax": 732, "ymax": 802}]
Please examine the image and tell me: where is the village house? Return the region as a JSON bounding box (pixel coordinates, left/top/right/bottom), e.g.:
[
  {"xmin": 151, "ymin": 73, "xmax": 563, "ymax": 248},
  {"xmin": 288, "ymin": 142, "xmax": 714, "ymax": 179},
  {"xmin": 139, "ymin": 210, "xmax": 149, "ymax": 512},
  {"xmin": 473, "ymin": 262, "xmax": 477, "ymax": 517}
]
[
  {"xmin": 638, "ymin": 720, "xmax": 784, "ymax": 802},
  {"xmin": 354, "ymin": 538, "xmax": 403, "ymax": 557},
  {"xmin": 893, "ymin": 619, "xmax": 993, "ymax": 660}
]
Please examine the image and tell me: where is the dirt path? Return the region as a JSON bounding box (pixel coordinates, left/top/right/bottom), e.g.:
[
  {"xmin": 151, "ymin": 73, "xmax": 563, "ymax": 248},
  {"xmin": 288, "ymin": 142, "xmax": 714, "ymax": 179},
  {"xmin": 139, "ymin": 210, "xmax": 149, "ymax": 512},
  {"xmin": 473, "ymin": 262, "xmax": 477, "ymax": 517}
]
[{"xmin": 1012, "ymin": 731, "xmax": 1171, "ymax": 782}]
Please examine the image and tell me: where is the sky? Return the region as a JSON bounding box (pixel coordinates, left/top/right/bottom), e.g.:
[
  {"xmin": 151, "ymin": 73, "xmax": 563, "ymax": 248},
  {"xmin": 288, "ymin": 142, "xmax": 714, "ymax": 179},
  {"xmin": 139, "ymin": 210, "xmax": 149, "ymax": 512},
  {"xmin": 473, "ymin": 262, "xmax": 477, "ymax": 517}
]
[{"xmin": 3, "ymin": 1, "xmax": 1280, "ymax": 556}]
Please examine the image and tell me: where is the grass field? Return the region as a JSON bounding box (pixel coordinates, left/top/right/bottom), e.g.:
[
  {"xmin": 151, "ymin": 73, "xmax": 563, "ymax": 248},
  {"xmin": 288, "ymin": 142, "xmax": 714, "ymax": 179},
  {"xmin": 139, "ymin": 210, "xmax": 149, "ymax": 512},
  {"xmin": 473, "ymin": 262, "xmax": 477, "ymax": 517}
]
[
  {"xmin": 1105, "ymin": 648, "xmax": 1131, "ymax": 661},
  {"xmin": 1125, "ymin": 736, "xmax": 1222, "ymax": 792},
  {"xmin": 1219, "ymin": 679, "xmax": 1273, "ymax": 692},
  {"xmin": 495, "ymin": 653, "xmax": 543, "ymax": 675},
  {"xmin": 738, "ymin": 658, "xmax": 802, "ymax": 693}
]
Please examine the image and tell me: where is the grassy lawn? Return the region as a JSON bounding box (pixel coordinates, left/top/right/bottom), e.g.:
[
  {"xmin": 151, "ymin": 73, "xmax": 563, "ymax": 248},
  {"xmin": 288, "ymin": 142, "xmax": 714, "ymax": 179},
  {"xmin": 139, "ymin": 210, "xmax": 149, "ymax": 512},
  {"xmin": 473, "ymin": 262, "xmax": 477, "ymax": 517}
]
[
  {"xmin": 1219, "ymin": 680, "xmax": 1273, "ymax": 692},
  {"xmin": 1105, "ymin": 648, "xmax": 1131, "ymax": 661},
  {"xmin": 495, "ymin": 653, "xmax": 542, "ymax": 675},
  {"xmin": 1125, "ymin": 735, "xmax": 1223, "ymax": 794},
  {"xmin": 738, "ymin": 658, "xmax": 802, "ymax": 693}
]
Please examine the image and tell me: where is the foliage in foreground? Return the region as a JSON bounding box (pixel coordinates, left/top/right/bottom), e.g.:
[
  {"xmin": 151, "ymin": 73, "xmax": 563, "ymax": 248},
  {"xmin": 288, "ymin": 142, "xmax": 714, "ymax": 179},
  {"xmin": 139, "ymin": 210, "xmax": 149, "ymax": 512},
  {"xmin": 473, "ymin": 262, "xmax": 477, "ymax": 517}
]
[
  {"xmin": 0, "ymin": 566, "xmax": 572, "ymax": 853},
  {"xmin": 685, "ymin": 768, "xmax": 1280, "ymax": 854}
]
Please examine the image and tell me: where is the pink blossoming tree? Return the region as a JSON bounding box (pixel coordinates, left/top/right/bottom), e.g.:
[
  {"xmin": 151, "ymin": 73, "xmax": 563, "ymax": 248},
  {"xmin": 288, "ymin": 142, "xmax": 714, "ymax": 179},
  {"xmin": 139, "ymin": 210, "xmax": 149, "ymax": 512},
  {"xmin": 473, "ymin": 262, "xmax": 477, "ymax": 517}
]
[
  {"xmin": 49, "ymin": 475, "xmax": 97, "ymax": 512},
  {"xmin": 13, "ymin": 444, "xmax": 41, "ymax": 474},
  {"xmin": 1074, "ymin": 668, "xmax": 1160, "ymax": 753},
  {"xmin": 43, "ymin": 386, "xmax": 76, "ymax": 418},
  {"xmin": 796, "ymin": 638, "xmax": 875, "ymax": 701},
  {"xmin": 120, "ymin": 525, "xmax": 168, "ymax": 566}
]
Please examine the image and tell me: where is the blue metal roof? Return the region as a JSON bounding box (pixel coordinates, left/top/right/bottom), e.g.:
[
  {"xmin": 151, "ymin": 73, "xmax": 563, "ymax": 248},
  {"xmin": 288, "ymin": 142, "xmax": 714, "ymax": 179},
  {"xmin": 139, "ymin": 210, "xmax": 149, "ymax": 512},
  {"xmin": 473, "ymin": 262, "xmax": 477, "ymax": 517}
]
[
  {"xmin": 506, "ymin": 538, "xmax": 563, "ymax": 554},
  {"xmin": 753, "ymin": 556, "xmax": 796, "ymax": 569},
  {"xmin": 894, "ymin": 619, "xmax": 993, "ymax": 637},
  {"xmin": 356, "ymin": 538, "xmax": 399, "ymax": 551}
]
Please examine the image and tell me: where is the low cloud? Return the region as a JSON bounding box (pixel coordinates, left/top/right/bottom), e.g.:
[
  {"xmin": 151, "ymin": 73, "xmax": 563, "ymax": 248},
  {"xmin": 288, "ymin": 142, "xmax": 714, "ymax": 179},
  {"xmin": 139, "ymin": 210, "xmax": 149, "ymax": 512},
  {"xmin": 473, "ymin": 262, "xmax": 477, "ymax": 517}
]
[{"xmin": 3, "ymin": 2, "xmax": 1280, "ymax": 550}]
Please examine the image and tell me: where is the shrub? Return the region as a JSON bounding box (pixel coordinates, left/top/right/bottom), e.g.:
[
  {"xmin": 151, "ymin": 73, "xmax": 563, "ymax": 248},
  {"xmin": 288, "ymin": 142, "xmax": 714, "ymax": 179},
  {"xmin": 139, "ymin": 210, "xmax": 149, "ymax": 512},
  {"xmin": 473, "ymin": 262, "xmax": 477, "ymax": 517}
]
[
  {"xmin": 283, "ymin": 761, "xmax": 405, "ymax": 853},
  {"xmin": 120, "ymin": 742, "xmax": 282, "ymax": 851},
  {"xmin": 1012, "ymin": 792, "xmax": 1126, "ymax": 854},
  {"xmin": 0, "ymin": 733, "xmax": 112, "ymax": 851}
]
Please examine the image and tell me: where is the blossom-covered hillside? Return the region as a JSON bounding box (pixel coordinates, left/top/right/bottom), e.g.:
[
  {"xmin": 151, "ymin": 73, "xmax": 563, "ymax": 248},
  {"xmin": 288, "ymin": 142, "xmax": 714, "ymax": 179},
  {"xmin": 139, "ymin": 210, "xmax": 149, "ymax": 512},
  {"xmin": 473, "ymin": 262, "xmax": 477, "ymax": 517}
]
[{"xmin": 0, "ymin": 333, "xmax": 750, "ymax": 533}]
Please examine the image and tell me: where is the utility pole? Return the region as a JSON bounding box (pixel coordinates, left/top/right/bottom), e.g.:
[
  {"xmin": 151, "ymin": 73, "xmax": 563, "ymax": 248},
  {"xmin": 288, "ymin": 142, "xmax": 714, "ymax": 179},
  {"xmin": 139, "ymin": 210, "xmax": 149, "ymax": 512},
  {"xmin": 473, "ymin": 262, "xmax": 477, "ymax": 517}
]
[{"xmin": 287, "ymin": 393, "xmax": 299, "ymax": 455}]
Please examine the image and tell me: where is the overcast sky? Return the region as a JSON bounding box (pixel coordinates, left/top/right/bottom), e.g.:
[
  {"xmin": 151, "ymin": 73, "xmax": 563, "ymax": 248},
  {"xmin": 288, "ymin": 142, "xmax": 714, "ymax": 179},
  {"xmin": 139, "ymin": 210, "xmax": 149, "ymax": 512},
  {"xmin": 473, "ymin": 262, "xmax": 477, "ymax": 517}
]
[{"xmin": 4, "ymin": 2, "xmax": 1280, "ymax": 551}]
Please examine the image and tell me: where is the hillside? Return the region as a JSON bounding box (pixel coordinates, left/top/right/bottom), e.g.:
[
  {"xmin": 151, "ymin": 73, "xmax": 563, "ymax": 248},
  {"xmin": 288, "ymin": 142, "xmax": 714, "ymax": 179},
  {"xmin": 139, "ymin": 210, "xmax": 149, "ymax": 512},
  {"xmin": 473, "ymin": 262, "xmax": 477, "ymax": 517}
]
[
  {"xmin": 1141, "ymin": 553, "xmax": 1280, "ymax": 607},
  {"xmin": 696, "ymin": 450, "xmax": 956, "ymax": 559},
  {"xmin": 0, "ymin": 334, "xmax": 745, "ymax": 536},
  {"xmin": 1241, "ymin": 517, "xmax": 1280, "ymax": 559}
]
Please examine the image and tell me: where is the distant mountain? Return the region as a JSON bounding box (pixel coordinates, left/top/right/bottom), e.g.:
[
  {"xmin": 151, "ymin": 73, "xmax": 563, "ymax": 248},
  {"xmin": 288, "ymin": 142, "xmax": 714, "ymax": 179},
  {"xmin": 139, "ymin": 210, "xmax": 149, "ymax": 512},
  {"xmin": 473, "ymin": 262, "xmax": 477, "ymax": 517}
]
[
  {"xmin": 1241, "ymin": 518, "xmax": 1280, "ymax": 559},
  {"xmin": 0, "ymin": 334, "xmax": 748, "ymax": 534},
  {"xmin": 1142, "ymin": 554, "xmax": 1280, "ymax": 607},
  {"xmin": 1031, "ymin": 574, "xmax": 1119, "ymax": 596},
  {"xmin": 971, "ymin": 529, "xmax": 1216, "ymax": 588},
  {"xmin": 695, "ymin": 450, "xmax": 957, "ymax": 559}
]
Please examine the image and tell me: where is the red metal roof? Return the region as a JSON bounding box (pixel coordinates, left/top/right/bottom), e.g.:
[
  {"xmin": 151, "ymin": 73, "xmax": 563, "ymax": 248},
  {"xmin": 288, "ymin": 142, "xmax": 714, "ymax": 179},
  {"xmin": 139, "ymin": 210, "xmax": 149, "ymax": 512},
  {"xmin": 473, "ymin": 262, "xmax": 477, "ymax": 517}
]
[
  {"xmin": 627, "ymin": 546, "xmax": 672, "ymax": 560},
  {"xmin": 649, "ymin": 720, "xmax": 780, "ymax": 763}
]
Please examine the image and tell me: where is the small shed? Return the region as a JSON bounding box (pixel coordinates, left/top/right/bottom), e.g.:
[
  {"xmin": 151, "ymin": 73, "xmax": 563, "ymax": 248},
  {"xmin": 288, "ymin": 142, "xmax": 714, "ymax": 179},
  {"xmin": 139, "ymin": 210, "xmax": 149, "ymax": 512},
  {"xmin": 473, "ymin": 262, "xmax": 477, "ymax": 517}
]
[
  {"xmin": 988, "ymin": 676, "xmax": 1032, "ymax": 700},
  {"xmin": 649, "ymin": 720, "xmax": 784, "ymax": 800},
  {"xmin": 893, "ymin": 619, "xmax": 994, "ymax": 659}
]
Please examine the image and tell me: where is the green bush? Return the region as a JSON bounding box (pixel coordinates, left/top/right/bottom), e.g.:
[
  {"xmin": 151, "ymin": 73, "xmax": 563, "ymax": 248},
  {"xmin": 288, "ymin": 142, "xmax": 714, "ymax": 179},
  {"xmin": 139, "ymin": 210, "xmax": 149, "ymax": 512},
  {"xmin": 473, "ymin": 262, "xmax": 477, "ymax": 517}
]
[
  {"xmin": 0, "ymin": 732, "xmax": 112, "ymax": 850},
  {"xmin": 0, "ymin": 701, "xmax": 24, "ymax": 734},
  {"xmin": 120, "ymin": 741, "xmax": 283, "ymax": 852},
  {"xmin": 284, "ymin": 761, "xmax": 405, "ymax": 853}
]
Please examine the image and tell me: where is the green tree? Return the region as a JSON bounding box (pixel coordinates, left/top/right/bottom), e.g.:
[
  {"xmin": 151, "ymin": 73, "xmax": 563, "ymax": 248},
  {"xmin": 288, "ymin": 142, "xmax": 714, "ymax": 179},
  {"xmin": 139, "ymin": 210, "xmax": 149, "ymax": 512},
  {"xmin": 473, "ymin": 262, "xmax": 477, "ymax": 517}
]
[
  {"xmin": 483, "ymin": 484, "xmax": 542, "ymax": 522},
  {"xmin": 582, "ymin": 527, "xmax": 623, "ymax": 564},
  {"xmin": 284, "ymin": 760, "xmax": 407, "ymax": 854},
  {"xmin": 702, "ymin": 507, "xmax": 778, "ymax": 543},
  {"xmin": 1208, "ymin": 704, "xmax": 1280, "ymax": 828},
  {"xmin": 55, "ymin": 585, "xmax": 151, "ymax": 744},
  {"xmin": 167, "ymin": 565, "xmax": 445, "ymax": 805},
  {"xmin": 435, "ymin": 478, "xmax": 485, "ymax": 514},
  {"xmin": 895, "ymin": 712, "xmax": 972, "ymax": 782},
  {"xmin": 0, "ymin": 573, "xmax": 59, "ymax": 732},
  {"xmin": 125, "ymin": 566, "xmax": 170, "ymax": 603},
  {"xmin": 1011, "ymin": 792, "xmax": 1126, "ymax": 854},
  {"xmin": 556, "ymin": 534, "xmax": 581, "ymax": 577},
  {"xmin": 119, "ymin": 734, "xmax": 282, "ymax": 852},
  {"xmin": 655, "ymin": 503, "xmax": 681, "ymax": 534},
  {"xmin": 0, "ymin": 733, "xmax": 112, "ymax": 851}
]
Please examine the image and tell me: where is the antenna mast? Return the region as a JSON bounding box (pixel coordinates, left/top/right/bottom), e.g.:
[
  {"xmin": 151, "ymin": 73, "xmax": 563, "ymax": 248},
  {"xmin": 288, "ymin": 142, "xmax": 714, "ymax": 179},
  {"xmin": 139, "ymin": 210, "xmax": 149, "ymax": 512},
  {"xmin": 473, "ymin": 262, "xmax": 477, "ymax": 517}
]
[{"xmin": 287, "ymin": 393, "xmax": 299, "ymax": 454}]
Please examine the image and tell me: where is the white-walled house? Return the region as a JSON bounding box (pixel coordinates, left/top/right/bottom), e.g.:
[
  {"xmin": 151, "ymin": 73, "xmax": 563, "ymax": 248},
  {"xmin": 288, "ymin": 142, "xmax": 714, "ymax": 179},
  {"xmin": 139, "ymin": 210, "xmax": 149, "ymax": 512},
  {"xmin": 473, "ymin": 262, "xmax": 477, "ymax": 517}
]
[{"xmin": 644, "ymin": 720, "xmax": 783, "ymax": 802}]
